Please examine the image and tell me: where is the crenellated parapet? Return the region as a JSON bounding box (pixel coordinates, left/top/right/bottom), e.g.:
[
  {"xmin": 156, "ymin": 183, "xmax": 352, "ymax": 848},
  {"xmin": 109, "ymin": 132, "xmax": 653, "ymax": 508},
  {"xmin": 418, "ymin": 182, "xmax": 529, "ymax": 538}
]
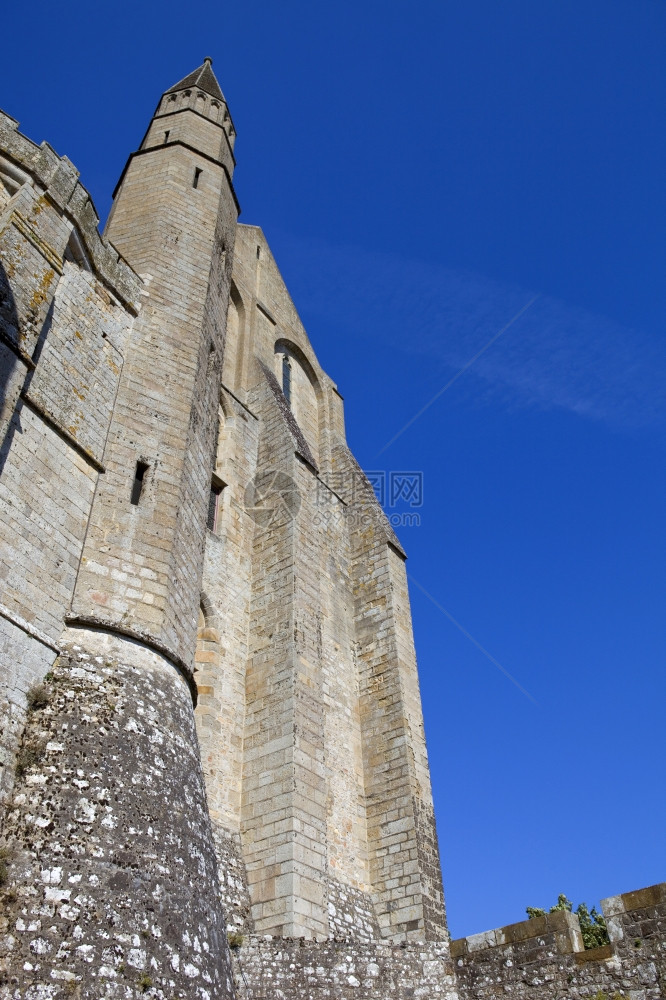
[
  {"xmin": 0, "ymin": 110, "xmax": 141, "ymax": 318},
  {"xmin": 451, "ymin": 882, "xmax": 666, "ymax": 999}
]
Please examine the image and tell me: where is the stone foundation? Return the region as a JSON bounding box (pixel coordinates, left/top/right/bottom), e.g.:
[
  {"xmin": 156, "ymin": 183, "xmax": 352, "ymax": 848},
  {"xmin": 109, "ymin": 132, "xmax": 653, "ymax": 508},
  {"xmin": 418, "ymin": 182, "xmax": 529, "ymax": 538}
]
[{"xmin": 325, "ymin": 880, "xmax": 380, "ymax": 943}]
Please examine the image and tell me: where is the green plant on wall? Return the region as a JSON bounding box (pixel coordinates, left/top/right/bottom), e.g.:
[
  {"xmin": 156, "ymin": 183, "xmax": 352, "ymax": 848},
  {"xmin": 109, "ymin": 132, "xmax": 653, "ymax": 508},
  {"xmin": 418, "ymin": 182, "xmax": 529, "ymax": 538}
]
[
  {"xmin": 227, "ymin": 931, "xmax": 244, "ymax": 949},
  {"xmin": 526, "ymin": 893, "xmax": 610, "ymax": 949}
]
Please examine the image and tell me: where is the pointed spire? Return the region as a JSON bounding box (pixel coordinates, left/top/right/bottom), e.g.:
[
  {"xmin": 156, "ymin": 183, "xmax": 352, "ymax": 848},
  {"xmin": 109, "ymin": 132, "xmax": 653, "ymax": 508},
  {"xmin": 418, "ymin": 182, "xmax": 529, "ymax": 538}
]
[{"xmin": 166, "ymin": 57, "xmax": 225, "ymax": 101}]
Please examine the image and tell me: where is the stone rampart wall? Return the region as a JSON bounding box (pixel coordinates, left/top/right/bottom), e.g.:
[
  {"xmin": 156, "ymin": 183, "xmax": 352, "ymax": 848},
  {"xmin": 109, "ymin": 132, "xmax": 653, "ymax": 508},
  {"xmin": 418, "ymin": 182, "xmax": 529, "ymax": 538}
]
[
  {"xmin": 230, "ymin": 936, "xmax": 459, "ymax": 999},
  {"xmin": 451, "ymin": 882, "xmax": 666, "ymax": 999}
]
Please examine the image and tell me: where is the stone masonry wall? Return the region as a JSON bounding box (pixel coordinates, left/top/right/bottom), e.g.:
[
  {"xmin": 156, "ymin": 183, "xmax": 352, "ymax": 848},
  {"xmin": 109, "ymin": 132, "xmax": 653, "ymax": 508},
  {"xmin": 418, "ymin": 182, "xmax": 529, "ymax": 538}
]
[
  {"xmin": 197, "ymin": 386, "xmax": 259, "ymax": 839},
  {"xmin": 226, "ymin": 230, "xmax": 383, "ymax": 941},
  {"xmin": 197, "ymin": 385, "xmax": 260, "ymax": 937},
  {"xmin": 196, "ymin": 223, "xmax": 453, "ymax": 947},
  {"xmin": 70, "ymin": 132, "xmax": 236, "ymax": 667},
  {"xmin": 228, "ymin": 936, "xmax": 459, "ymax": 1000},
  {"xmin": 338, "ymin": 440, "xmax": 448, "ymax": 943},
  {"xmin": 240, "ymin": 372, "xmax": 314, "ymax": 938},
  {"xmin": 0, "ymin": 110, "xmax": 140, "ymax": 810},
  {"xmin": 0, "ymin": 619, "xmax": 57, "ymax": 808},
  {"xmin": 451, "ymin": 883, "xmax": 666, "ymax": 999},
  {"xmin": 0, "ymin": 632, "xmax": 234, "ymax": 999}
]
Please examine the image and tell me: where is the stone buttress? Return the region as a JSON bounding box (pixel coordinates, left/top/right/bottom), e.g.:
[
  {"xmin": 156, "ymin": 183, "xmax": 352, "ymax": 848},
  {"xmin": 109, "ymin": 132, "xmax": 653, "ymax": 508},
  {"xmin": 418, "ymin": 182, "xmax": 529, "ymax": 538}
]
[{"xmin": 194, "ymin": 223, "xmax": 459, "ymax": 997}]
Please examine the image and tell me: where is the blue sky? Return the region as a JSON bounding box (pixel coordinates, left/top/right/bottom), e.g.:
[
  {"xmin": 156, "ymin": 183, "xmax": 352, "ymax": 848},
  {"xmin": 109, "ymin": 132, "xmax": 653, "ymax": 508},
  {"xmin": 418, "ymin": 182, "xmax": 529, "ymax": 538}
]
[{"xmin": 3, "ymin": 0, "xmax": 664, "ymax": 938}]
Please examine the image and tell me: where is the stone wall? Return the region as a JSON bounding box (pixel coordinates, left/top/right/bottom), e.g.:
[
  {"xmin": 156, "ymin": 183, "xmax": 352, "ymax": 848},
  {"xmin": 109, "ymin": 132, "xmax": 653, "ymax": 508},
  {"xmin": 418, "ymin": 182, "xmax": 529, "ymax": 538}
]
[
  {"xmin": 229, "ymin": 936, "xmax": 459, "ymax": 999},
  {"xmin": 0, "ymin": 110, "xmax": 140, "ymax": 808},
  {"xmin": 197, "ymin": 383, "xmax": 260, "ymax": 938},
  {"xmin": 196, "ymin": 226, "xmax": 450, "ymax": 946},
  {"xmin": 197, "ymin": 385, "xmax": 259, "ymax": 839},
  {"xmin": 451, "ymin": 882, "xmax": 666, "ymax": 999},
  {"xmin": 70, "ymin": 95, "xmax": 238, "ymax": 668},
  {"xmin": 0, "ymin": 618, "xmax": 57, "ymax": 806},
  {"xmin": 337, "ymin": 440, "xmax": 448, "ymax": 943},
  {"xmin": 0, "ymin": 635, "xmax": 234, "ymax": 999}
]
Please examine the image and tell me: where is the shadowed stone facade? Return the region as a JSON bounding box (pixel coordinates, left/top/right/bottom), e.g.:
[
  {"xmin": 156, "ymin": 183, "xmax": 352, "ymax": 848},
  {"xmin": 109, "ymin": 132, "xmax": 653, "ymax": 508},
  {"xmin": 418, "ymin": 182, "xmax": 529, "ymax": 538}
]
[{"xmin": 0, "ymin": 59, "xmax": 662, "ymax": 999}]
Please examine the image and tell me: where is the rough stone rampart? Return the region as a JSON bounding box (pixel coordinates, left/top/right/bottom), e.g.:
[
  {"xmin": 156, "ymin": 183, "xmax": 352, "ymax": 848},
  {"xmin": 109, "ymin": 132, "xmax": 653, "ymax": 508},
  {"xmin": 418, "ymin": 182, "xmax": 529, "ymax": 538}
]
[
  {"xmin": 0, "ymin": 636, "xmax": 234, "ymax": 998},
  {"xmin": 230, "ymin": 936, "xmax": 459, "ymax": 999},
  {"xmin": 451, "ymin": 883, "xmax": 666, "ymax": 999}
]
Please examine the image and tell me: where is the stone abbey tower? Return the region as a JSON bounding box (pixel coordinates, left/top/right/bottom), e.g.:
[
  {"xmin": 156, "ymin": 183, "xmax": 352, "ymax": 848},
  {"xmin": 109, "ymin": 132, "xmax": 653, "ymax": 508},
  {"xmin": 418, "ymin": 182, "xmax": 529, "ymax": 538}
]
[{"xmin": 0, "ymin": 61, "xmax": 663, "ymax": 999}]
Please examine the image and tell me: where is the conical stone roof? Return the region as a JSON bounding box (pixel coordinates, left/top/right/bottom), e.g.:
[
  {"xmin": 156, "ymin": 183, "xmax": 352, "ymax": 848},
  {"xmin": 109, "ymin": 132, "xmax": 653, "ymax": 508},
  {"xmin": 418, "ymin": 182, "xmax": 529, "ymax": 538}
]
[{"xmin": 166, "ymin": 57, "xmax": 224, "ymax": 101}]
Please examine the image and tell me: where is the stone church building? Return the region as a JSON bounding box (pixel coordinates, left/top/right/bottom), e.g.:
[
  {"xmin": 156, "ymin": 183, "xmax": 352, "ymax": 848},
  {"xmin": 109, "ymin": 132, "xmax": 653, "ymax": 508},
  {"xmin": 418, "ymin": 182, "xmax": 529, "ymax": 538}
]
[{"xmin": 0, "ymin": 59, "xmax": 663, "ymax": 998}]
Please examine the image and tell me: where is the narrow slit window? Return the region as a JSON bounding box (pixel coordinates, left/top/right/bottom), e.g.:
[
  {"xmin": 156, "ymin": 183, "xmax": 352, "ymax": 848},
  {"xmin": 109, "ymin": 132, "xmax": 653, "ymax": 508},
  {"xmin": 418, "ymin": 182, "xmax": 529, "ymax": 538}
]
[
  {"xmin": 130, "ymin": 461, "xmax": 149, "ymax": 506},
  {"xmin": 207, "ymin": 480, "xmax": 224, "ymax": 533},
  {"xmin": 164, "ymin": 130, "xmax": 170, "ymax": 143},
  {"xmin": 193, "ymin": 167, "xmax": 202, "ymax": 189},
  {"xmin": 282, "ymin": 355, "xmax": 292, "ymax": 407}
]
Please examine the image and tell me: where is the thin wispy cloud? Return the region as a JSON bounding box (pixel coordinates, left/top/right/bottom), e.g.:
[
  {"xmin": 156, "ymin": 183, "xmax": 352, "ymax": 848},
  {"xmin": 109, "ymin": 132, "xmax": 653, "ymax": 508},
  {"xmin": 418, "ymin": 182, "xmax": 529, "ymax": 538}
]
[
  {"xmin": 273, "ymin": 234, "xmax": 666, "ymax": 431},
  {"xmin": 407, "ymin": 573, "xmax": 538, "ymax": 705},
  {"xmin": 375, "ymin": 293, "xmax": 541, "ymax": 457}
]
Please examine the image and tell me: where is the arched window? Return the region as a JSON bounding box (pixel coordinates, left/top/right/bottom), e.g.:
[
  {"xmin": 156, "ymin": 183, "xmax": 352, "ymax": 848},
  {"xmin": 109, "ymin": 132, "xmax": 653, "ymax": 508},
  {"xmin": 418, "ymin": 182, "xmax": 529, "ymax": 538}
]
[
  {"xmin": 222, "ymin": 283, "xmax": 245, "ymax": 391},
  {"xmin": 274, "ymin": 341, "xmax": 320, "ymax": 464},
  {"xmin": 207, "ymin": 475, "xmax": 226, "ymax": 534},
  {"xmin": 282, "ymin": 354, "xmax": 292, "ymax": 405}
]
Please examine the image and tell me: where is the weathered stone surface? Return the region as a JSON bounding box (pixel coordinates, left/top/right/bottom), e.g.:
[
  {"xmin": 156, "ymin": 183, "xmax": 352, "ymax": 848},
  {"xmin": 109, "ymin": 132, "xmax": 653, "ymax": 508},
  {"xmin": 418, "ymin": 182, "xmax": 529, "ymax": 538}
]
[
  {"xmin": 0, "ymin": 110, "xmax": 141, "ymax": 314},
  {"xmin": 200, "ymin": 225, "xmax": 448, "ymax": 949},
  {"xmin": 0, "ymin": 636, "xmax": 234, "ymax": 998},
  {"xmin": 451, "ymin": 886, "xmax": 666, "ymax": 999},
  {"xmin": 0, "ymin": 617, "xmax": 58, "ymax": 808},
  {"xmin": 229, "ymin": 936, "xmax": 459, "ymax": 999}
]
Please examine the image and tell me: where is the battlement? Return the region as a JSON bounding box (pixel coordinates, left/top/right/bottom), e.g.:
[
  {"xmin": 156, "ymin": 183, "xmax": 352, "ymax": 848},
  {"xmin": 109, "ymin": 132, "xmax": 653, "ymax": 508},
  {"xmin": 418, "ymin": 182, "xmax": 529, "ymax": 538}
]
[
  {"xmin": 451, "ymin": 882, "xmax": 666, "ymax": 999},
  {"xmin": 452, "ymin": 881, "xmax": 666, "ymax": 958},
  {"xmin": 0, "ymin": 110, "xmax": 141, "ymax": 313},
  {"xmin": 451, "ymin": 907, "xmax": 584, "ymax": 960}
]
